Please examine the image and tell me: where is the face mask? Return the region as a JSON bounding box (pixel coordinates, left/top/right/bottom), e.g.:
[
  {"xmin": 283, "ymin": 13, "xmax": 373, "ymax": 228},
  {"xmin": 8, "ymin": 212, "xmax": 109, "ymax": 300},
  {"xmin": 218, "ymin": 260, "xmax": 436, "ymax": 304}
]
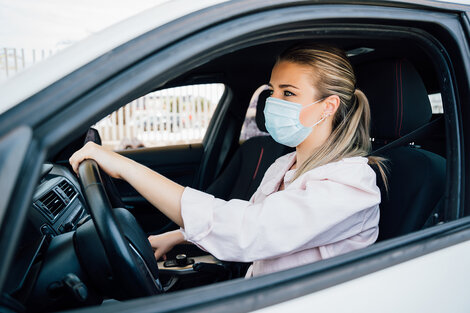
[{"xmin": 263, "ymin": 97, "xmax": 329, "ymax": 147}]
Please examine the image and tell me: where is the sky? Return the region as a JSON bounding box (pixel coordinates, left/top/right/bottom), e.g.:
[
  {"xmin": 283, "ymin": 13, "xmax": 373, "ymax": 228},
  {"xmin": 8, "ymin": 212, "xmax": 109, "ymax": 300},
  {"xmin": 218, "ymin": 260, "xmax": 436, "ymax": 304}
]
[
  {"xmin": 1, "ymin": 0, "xmax": 470, "ymax": 50},
  {"xmin": 0, "ymin": 0, "xmax": 169, "ymax": 49}
]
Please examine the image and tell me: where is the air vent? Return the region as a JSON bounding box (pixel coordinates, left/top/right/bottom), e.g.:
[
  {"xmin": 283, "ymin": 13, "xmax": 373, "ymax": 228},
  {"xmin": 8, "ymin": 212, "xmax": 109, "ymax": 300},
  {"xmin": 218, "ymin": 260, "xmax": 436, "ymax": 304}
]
[
  {"xmin": 35, "ymin": 190, "xmax": 66, "ymax": 218},
  {"xmin": 58, "ymin": 180, "xmax": 77, "ymax": 201}
]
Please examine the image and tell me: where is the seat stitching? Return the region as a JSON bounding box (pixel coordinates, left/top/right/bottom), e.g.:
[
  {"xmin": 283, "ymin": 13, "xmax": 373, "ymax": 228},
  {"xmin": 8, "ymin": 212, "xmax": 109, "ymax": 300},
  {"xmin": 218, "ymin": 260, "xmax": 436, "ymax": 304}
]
[
  {"xmin": 395, "ymin": 61, "xmax": 400, "ymax": 138},
  {"xmin": 252, "ymin": 147, "xmax": 264, "ymax": 180},
  {"xmin": 399, "ymin": 60, "xmax": 404, "ymax": 137}
]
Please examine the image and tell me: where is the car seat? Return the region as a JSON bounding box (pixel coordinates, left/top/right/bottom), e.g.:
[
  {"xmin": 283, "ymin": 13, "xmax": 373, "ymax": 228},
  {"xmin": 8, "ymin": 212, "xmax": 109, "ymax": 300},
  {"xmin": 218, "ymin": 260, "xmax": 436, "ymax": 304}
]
[
  {"xmin": 205, "ymin": 88, "xmax": 293, "ymax": 201},
  {"xmin": 356, "ymin": 59, "xmax": 446, "ymax": 241},
  {"xmin": 203, "ymin": 88, "xmax": 293, "ymax": 278}
]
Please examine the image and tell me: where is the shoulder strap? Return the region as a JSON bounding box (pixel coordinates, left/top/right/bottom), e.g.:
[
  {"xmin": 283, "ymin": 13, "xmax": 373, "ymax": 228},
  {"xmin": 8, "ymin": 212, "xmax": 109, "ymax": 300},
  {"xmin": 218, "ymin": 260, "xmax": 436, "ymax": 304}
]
[{"xmin": 370, "ymin": 116, "xmax": 444, "ymax": 155}]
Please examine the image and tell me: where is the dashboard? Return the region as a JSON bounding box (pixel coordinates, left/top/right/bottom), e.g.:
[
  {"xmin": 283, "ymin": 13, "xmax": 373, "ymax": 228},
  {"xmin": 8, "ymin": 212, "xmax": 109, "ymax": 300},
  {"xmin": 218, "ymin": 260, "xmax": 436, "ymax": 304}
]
[
  {"xmin": 4, "ymin": 163, "xmax": 88, "ymax": 299},
  {"xmin": 3, "ymin": 161, "xmax": 225, "ymax": 311}
]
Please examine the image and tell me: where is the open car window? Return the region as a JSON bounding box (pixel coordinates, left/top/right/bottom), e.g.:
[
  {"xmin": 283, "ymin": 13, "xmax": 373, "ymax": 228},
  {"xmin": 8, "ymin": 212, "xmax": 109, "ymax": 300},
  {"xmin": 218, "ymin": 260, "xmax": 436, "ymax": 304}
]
[{"xmin": 94, "ymin": 84, "xmax": 225, "ymax": 150}]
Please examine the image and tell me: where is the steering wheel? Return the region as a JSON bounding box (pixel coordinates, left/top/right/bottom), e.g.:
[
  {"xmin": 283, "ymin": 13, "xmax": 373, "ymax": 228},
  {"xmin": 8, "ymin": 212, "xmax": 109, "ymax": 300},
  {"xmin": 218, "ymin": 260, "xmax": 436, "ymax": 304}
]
[{"xmin": 78, "ymin": 159, "xmax": 162, "ymax": 298}]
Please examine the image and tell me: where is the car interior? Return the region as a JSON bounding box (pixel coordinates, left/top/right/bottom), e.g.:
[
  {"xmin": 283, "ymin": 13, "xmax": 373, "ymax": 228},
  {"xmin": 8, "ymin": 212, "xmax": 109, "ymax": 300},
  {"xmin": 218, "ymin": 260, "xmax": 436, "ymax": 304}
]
[{"xmin": 2, "ymin": 33, "xmax": 451, "ymax": 312}]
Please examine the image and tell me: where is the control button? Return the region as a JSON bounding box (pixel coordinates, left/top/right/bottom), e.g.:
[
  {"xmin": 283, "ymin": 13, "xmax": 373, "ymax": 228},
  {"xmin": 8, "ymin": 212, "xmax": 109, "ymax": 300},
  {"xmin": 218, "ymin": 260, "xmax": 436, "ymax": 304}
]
[
  {"xmin": 163, "ymin": 260, "xmax": 177, "ymax": 267},
  {"xmin": 77, "ymin": 215, "xmax": 91, "ymax": 227},
  {"xmin": 63, "ymin": 221, "xmax": 75, "ymax": 232},
  {"xmin": 175, "ymin": 254, "xmax": 187, "ymax": 267},
  {"xmin": 48, "ymin": 273, "xmax": 88, "ymax": 302},
  {"xmin": 41, "ymin": 224, "xmax": 54, "ymax": 236},
  {"xmin": 163, "ymin": 255, "xmax": 195, "ymax": 268},
  {"xmin": 63, "ymin": 273, "xmax": 88, "ymax": 302}
]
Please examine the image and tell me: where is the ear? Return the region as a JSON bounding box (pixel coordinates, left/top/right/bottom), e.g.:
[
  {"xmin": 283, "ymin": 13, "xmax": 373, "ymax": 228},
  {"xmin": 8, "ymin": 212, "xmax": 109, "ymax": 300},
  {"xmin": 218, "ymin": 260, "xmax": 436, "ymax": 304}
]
[{"xmin": 322, "ymin": 95, "xmax": 340, "ymax": 115}]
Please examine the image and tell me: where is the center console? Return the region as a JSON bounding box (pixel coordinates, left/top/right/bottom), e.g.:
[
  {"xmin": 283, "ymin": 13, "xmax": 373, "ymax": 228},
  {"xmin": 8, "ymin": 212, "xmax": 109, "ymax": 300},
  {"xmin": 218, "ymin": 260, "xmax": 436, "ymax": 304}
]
[{"xmin": 157, "ymin": 245, "xmax": 229, "ymax": 291}]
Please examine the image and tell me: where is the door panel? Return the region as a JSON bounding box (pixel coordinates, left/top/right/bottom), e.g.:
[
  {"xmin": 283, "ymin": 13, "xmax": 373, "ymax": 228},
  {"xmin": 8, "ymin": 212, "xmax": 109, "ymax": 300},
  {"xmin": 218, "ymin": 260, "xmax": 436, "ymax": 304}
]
[{"xmin": 113, "ymin": 143, "xmax": 204, "ymax": 234}]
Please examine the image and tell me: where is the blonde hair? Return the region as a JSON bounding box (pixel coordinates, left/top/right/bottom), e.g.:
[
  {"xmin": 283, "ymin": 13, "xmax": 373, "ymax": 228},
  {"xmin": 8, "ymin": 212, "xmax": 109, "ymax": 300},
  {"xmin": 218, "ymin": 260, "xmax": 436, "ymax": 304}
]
[{"xmin": 279, "ymin": 44, "xmax": 388, "ymax": 185}]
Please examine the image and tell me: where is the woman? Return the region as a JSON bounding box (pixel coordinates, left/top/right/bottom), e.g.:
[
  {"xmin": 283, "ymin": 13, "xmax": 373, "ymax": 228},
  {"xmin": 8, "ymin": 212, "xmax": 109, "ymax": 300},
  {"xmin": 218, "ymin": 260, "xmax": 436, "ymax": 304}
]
[{"xmin": 69, "ymin": 44, "xmax": 384, "ymax": 278}]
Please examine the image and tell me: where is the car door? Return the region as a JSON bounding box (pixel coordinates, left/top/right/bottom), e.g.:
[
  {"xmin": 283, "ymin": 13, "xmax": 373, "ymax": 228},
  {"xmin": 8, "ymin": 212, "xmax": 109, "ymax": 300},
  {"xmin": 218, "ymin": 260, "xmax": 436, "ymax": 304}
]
[
  {"xmin": 69, "ymin": 1, "xmax": 467, "ymax": 312},
  {"xmin": 1, "ymin": 1, "xmax": 470, "ymax": 312}
]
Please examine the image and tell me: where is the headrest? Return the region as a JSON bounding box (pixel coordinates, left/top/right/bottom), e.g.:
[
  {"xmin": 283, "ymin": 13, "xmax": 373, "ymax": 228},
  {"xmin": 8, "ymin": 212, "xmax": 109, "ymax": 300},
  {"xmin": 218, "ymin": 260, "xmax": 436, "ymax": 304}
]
[
  {"xmin": 356, "ymin": 59, "xmax": 432, "ymax": 140},
  {"xmin": 255, "ymin": 88, "xmax": 271, "ymax": 132}
]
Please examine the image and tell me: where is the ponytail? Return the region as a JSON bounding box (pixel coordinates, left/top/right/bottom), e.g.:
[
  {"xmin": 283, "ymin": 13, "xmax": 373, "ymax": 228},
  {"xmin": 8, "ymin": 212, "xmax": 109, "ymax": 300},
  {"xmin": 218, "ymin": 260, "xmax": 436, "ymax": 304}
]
[{"xmin": 355, "ymin": 89, "xmax": 389, "ymax": 191}]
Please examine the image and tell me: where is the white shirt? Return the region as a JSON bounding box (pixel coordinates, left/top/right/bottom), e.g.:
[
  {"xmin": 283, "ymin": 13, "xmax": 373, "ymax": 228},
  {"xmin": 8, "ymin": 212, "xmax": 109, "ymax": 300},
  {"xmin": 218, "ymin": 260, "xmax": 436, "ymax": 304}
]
[{"xmin": 180, "ymin": 152, "xmax": 380, "ymax": 277}]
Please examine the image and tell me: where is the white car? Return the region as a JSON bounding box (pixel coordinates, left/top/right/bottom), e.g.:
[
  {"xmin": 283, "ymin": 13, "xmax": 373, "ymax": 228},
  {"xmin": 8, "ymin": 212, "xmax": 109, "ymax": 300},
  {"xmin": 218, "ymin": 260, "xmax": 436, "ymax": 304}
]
[{"xmin": 1, "ymin": 1, "xmax": 470, "ymax": 312}]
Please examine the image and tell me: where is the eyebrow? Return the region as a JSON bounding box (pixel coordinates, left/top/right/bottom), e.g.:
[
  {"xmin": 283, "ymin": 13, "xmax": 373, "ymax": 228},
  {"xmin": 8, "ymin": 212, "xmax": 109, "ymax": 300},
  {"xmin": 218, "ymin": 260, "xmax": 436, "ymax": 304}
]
[{"xmin": 267, "ymin": 83, "xmax": 300, "ymax": 90}]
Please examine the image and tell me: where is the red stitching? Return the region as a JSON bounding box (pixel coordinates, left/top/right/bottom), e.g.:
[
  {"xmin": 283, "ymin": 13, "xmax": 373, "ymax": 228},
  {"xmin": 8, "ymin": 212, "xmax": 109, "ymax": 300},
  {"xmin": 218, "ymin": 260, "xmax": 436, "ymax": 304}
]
[
  {"xmin": 395, "ymin": 61, "xmax": 400, "ymax": 138},
  {"xmin": 399, "ymin": 60, "xmax": 404, "ymax": 137},
  {"xmin": 252, "ymin": 147, "xmax": 264, "ymax": 180}
]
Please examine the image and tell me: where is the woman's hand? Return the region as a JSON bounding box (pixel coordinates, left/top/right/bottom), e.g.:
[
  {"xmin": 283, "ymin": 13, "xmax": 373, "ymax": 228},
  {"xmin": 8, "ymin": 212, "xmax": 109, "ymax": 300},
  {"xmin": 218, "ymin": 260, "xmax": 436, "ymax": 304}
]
[
  {"xmin": 148, "ymin": 230, "xmax": 185, "ymax": 261},
  {"xmin": 69, "ymin": 141, "xmax": 127, "ymax": 179},
  {"xmin": 70, "ymin": 141, "xmax": 185, "ymax": 227}
]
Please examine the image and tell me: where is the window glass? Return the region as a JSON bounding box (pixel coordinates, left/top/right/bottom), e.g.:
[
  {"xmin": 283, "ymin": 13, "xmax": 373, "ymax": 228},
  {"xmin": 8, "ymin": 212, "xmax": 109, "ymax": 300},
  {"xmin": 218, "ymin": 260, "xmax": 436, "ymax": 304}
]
[
  {"xmin": 94, "ymin": 84, "xmax": 225, "ymax": 150},
  {"xmin": 240, "ymin": 85, "xmax": 270, "ymax": 141}
]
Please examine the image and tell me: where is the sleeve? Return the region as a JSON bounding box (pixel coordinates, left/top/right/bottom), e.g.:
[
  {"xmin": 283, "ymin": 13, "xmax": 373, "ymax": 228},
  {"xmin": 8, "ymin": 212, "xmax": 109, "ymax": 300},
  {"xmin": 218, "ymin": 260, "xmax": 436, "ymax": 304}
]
[{"xmin": 180, "ymin": 163, "xmax": 380, "ymax": 263}]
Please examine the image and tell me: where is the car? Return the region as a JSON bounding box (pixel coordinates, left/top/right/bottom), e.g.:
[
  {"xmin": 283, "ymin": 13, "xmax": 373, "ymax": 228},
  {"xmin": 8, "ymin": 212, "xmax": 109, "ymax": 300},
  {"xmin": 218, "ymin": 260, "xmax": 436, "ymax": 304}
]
[{"xmin": 1, "ymin": 0, "xmax": 470, "ymax": 312}]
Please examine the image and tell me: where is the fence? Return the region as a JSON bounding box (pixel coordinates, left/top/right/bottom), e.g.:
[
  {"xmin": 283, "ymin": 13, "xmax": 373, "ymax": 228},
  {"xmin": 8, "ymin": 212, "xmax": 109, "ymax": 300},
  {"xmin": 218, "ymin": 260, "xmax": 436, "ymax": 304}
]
[
  {"xmin": 93, "ymin": 84, "xmax": 225, "ymax": 150},
  {"xmin": 0, "ymin": 48, "xmax": 55, "ymax": 82}
]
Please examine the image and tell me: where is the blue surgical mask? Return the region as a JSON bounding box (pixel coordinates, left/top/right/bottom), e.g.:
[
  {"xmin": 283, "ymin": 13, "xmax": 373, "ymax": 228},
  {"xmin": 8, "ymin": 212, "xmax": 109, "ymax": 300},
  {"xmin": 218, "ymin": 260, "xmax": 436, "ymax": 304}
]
[{"xmin": 264, "ymin": 97, "xmax": 328, "ymax": 147}]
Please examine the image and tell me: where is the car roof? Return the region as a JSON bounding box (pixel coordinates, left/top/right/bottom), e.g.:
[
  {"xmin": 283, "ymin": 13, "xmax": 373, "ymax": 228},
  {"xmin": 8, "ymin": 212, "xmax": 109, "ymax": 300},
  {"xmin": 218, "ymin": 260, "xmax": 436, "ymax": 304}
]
[{"xmin": 0, "ymin": 0, "xmax": 227, "ymax": 115}]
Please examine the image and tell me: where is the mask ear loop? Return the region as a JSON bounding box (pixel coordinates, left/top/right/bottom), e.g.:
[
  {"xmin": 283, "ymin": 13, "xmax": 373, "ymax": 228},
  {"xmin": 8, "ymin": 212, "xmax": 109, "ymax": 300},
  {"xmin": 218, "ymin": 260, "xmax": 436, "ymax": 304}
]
[
  {"xmin": 301, "ymin": 97, "xmax": 330, "ymax": 128},
  {"xmin": 308, "ymin": 112, "xmax": 331, "ymax": 127}
]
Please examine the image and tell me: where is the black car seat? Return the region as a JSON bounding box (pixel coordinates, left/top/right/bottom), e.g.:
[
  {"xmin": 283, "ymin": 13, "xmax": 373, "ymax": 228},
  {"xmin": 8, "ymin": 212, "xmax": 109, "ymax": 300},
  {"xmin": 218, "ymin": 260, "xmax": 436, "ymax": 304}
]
[
  {"xmin": 206, "ymin": 89, "xmax": 293, "ymax": 201},
  {"xmin": 356, "ymin": 59, "xmax": 446, "ymax": 241},
  {"xmin": 204, "ymin": 89, "xmax": 294, "ymax": 278}
]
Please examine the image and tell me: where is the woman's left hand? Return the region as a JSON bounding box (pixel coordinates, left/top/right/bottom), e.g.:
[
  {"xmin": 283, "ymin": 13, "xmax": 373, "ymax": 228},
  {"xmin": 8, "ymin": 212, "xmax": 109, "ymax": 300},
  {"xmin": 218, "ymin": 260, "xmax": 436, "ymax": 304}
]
[{"xmin": 148, "ymin": 230, "xmax": 185, "ymax": 261}]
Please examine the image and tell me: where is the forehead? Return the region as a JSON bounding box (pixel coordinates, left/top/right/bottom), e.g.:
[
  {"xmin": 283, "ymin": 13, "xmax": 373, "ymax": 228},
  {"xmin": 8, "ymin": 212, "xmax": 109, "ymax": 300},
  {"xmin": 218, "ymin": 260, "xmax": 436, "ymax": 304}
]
[{"xmin": 270, "ymin": 61, "xmax": 314, "ymax": 84}]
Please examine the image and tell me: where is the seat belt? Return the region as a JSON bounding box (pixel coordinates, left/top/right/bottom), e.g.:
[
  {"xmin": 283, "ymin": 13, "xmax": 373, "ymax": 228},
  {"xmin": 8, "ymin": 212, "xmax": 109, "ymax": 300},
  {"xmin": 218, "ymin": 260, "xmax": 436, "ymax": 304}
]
[
  {"xmin": 370, "ymin": 116, "xmax": 444, "ymax": 156},
  {"xmin": 369, "ymin": 116, "xmax": 446, "ymax": 228}
]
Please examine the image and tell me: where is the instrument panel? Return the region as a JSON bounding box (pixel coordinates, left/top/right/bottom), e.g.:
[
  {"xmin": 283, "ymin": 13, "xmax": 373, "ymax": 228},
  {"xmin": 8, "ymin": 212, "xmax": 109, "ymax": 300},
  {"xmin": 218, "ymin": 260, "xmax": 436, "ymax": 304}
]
[{"xmin": 4, "ymin": 163, "xmax": 88, "ymax": 296}]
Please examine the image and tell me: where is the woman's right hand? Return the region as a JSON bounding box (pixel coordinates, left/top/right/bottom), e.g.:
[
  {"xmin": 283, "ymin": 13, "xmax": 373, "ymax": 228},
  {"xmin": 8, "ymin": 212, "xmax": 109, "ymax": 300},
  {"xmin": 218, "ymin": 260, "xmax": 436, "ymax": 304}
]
[
  {"xmin": 69, "ymin": 141, "xmax": 128, "ymax": 179},
  {"xmin": 148, "ymin": 230, "xmax": 185, "ymax": 261}
]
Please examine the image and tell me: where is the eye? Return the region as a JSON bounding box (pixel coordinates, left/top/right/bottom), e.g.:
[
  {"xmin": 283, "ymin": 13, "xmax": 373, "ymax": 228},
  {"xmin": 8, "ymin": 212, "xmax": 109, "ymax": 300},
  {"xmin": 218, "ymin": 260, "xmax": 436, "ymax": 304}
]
[{"xmin": 284, "ymin": 90, "xmax": 295, "ymax": 97}]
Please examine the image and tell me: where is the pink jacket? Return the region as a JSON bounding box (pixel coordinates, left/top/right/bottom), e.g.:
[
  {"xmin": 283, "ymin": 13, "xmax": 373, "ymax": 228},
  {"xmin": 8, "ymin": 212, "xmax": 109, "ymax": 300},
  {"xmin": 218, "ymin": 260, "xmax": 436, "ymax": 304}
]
[{"xmin": 180, "ymin": 152, "xmax": 380, "ymax": 277}]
